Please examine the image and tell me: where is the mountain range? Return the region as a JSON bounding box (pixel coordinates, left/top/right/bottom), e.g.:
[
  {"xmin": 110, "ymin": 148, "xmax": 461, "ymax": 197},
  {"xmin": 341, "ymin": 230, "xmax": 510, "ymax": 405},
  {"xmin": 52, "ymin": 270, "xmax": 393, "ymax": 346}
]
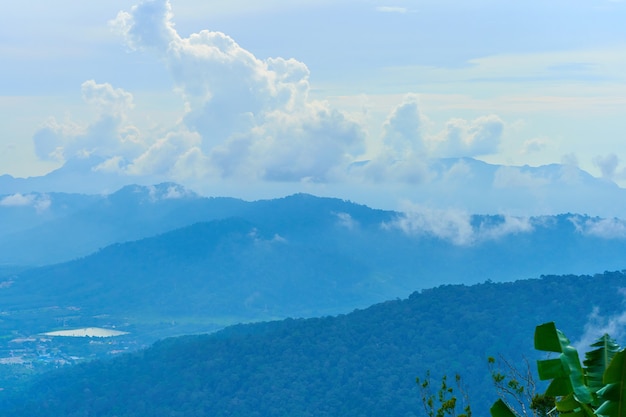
[
  {"xmin": 2, "ymin": 172, "xmax": 626, "ymax": 416},
  {"xmin": 3, "ymin": 155, "xmax": 626, "ymax": 218},
  {"xmin": 1, "ymin": 185, "xmax": 626, "ymax": 352}
]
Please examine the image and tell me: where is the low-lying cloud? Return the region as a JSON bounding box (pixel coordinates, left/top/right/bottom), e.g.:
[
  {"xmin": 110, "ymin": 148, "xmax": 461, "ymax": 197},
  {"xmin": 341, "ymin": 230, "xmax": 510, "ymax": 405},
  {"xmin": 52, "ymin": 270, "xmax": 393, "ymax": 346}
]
[
  {"xmin": 384, "ymin": 203, "xmax": 533, "ymax": 245},
  {"xmin": 569, "ymin": 215, "xmax": 626, "ymax": 239},
  {"xmin": 574, "ymin": 302, "xmax": 626, "ymax": 353},
  {"xmin": 0, "ymin": 193, "xmax": 51, "ymax": 213}
]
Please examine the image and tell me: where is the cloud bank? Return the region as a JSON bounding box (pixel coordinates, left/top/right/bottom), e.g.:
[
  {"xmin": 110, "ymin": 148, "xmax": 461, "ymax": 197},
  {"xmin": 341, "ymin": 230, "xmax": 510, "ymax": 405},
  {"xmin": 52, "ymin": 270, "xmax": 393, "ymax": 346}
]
[
  {"xmin": 569, "ymin": 215, "xmax": 626, "ymax": 239},
  {"xmin": 110, "ymin": 0, "xmax": 365, "ymax": 182},
  {"xmin": 28, "ymin": 0, "xmax": 511, "ymax": 190},
  {"xmin": 0, "ymin": 193, "xmax": 51, "ymax": 213},
  {"xmin": 384, "ymin": 203, "xmax": 533, "ymax": 245}
]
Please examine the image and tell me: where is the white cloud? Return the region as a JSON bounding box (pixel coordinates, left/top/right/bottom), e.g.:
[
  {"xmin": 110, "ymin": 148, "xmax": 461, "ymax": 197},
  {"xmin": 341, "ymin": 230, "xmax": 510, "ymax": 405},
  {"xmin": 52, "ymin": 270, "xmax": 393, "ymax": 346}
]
[
  {"xmin": 432, "ymin": 115, "xmax": 504, "ymax": 158},
  {"xmin": 378, "ymin": 95, "xmax": 504, "ymax": 160},
  {"xmin": 146, "ymin": 183, "xmax": 193, "ymax": 200},
  {"xmin": 521, "ymin": 137, "xmax": 548, "ymax": 155},
  {"xmin": 477, "ymin": 215, "xmax": 533, "ymax": 240},
  {"xmin": 441, "ymin": 159, "xmax": 473, "ymax": 182},
  {"xmin": 109, "ymin": 0, "xmax": 366, "ymax": 182},
  {"xmin": 24, "ymin": 0, "xmax": 570, "ymax": 203},
  {"xmin": 32, "ymin": 81, "xmax": 144, "ymax": 163},
  {"xmin": 569, "ymin": 215, "xmax": 626, "ymax": 239},
  {"xmin": 386, "ymin": 205, "xmax": 474, "ymax": 245},
  {"xmin": 111, "ymin": 0, "xmax": 176, "ymax": 51},
  {"xmin": 593, "ymin": 153, "xmax": 621, "ymax": 180},
  {"xmin": 375, "ymin": 6, "xmax": 409, "ymax": 13},
  {"xmin": 381, "ymin": 94, "xmax": 425, "ymax": 156},
  {"xmin": 384, "ymin": 203, "xmax": 533, "ymax": 245},
  {"xmin": 0, "ymin": 193, "xmax": 35, "ymax": 207},
  {"xmin": 0, "ymin": 193, "xmax": 51, "ymax": 213},
  {"xmin": 493, "ymin": 166, "xmax": 550, "ymax": 188},
  {"xmin": 351, "ymin": 95, "xmax": 505, "ymax": 185},
  {"xmin": 125, "ymin": 130, "xmax": 203, "ymax": 177},
  {"xmin": 574, "ymin": 303, "xmax": 626, "ymax": 353},
  {"xmin": 335, "ymin": 212, "xmax": 358, "ymax": 230},
  {"xmin": 81, "ymin": 80, "xmax": 134, "ymax": 117}
]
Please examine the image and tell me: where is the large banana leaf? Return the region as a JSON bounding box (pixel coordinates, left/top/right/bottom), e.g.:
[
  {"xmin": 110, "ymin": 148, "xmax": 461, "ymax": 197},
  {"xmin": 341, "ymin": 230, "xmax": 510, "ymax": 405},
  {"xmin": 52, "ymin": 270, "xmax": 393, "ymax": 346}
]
[
  {"xmin": 595, "ymin": 349, "xmax": 626, "ymax": 417},
  {"xmin": 535, "ymin": 322, "xmax": 594, "ymax": 415},
  {"xmin": 490, "ymin": 399, "xmax": 518, "ymax": 417},
  {"xmin": 585, "ymin": 334, "xmax": 620, "ymax": 406}
]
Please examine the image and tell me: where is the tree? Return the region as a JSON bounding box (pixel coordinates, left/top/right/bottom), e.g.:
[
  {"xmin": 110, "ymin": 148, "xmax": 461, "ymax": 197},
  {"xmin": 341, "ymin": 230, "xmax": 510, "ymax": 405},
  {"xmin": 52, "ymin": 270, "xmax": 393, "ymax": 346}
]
[
  {"xmin": 488, "ymin": 355, "xmax": 555, "ymax": 417},
  {"xmin": 417, "ymin": 371, "xmax": 472, "ymax": 417},
  {"xmin": 490, "ymin": 322, "xmax": 626, "ymax": 417}
]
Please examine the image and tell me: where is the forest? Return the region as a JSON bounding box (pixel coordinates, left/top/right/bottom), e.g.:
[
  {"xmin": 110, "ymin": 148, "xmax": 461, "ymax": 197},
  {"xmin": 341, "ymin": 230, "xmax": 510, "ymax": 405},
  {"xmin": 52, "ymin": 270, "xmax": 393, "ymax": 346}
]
[{"xmin": 1, "ymin": 270, "xmax": 625, "ymax": 417}]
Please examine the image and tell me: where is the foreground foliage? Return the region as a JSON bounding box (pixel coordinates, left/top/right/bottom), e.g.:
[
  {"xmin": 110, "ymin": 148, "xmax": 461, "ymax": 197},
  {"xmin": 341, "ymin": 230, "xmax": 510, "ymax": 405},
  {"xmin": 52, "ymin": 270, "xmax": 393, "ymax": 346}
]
[{"xmin": 491, "ymin": 322, "xmax": 626, "ymax": 417}]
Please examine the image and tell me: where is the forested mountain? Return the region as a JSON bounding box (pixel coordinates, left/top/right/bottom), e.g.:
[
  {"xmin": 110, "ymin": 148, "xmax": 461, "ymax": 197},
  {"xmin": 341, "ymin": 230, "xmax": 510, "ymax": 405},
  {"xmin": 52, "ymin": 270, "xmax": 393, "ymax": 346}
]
[
  {"xmin": 2, "ymin": 190, "xmax": 626, "ymax": 348},
  {"xmin": 3, "ymin": 271, "xmax": 625, "ymax": 417},
  {"xmin": 0, "ymin": 183, "xmax": 247, "ymax": 266}
]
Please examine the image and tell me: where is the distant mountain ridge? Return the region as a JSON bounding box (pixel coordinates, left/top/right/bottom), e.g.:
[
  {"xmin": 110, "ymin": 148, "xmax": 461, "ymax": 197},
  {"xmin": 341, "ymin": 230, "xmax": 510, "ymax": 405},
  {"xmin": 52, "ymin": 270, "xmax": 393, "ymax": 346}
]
[
  {"xmin": 2, "ymin": 191, "xmax": 626, "ymax": 345},
  {"xmin": 3, "ymin": 155, "xmax": 626, "ymax": 217},
  {"xmin": 0, "ymin": 183, "xmax": 248, "ymax": 266}
]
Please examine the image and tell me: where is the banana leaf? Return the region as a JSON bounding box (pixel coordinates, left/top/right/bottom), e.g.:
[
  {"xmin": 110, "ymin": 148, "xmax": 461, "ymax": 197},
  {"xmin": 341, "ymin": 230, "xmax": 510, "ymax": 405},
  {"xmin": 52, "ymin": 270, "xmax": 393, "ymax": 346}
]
[
  {"xmin": 585, "ymin": 334, "xmax": 620, "ymax": 406},
  {"xmin": 535, "ymin": 322, "xmax": 593, "ymax": 413},
  {"xmin": 596, "ymin": 349, "xmax": 626, "ymax": 417},
  {"xmin": 490, "ymin": 399, "xmax": 518, "ymax": 417}
]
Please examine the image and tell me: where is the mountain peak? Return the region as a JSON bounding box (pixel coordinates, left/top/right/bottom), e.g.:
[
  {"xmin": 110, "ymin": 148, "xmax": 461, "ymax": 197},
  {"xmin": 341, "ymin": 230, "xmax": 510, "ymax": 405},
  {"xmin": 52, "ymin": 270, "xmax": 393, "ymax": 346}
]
[{"xmin": 108, "ymin": 183, "xmax": 198, "ymax": 203}]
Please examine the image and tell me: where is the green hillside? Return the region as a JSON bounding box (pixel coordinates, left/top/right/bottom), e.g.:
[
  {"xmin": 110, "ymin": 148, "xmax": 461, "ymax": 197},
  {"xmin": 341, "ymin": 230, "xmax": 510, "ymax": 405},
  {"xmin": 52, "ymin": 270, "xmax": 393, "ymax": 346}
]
[{"xmin": 2, "ymin": 271, "xmax": 625, "ymax": 417}]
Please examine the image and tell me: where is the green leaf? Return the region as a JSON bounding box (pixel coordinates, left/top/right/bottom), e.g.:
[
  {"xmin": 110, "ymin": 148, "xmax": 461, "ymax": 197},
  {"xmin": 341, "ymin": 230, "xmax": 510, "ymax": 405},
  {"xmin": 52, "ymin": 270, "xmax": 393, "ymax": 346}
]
[
  {"xmin": 534, "ymin": 322, "xmax": 593, "ymax": 406},
  {"xmin": 490, "ymin": 399, "xmax": 518, "ymax": 417},
  {"xmin": 537, "ymin": 358, "xmax": 566, "ymax": 380},
  {"xmin": 535, "ymin": 322, "xmax": 564, "ymax": 352},
  {"xmin": 596, "ymin": 349, "xmax": 626, "ymax": 417},
  {"xmin": 584, "ymin": 334, "xmax": 620, "ymax": 406}
]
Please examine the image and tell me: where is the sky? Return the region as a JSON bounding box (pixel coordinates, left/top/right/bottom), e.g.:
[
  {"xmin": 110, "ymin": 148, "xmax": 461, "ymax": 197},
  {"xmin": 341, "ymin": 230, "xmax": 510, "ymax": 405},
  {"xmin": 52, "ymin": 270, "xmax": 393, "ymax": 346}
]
[{"xmin": 2, "ymin": 0, "xmax": 626, "ymax": 213}]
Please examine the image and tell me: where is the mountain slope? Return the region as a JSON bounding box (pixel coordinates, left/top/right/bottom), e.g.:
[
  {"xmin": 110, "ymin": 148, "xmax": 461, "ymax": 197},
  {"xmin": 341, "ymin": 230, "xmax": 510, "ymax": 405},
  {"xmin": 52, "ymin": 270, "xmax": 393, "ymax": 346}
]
[
  {"xmin": 0, "ymin": 183, "xmax": 248, "ymax": 266},
  {"xmin": 2, "ymin": 198, "xmax": 626, "ymax": 342},
  {"xmin": 3, "ymin": 271, "xmax": 625, "ymax": 417}
]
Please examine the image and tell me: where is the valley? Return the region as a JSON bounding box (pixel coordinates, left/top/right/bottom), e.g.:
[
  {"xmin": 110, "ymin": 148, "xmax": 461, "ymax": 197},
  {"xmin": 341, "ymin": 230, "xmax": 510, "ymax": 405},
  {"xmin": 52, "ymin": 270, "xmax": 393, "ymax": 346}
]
[{"xmin": 2, "ymin": 185, "xmax": 626, "ymax": 415}]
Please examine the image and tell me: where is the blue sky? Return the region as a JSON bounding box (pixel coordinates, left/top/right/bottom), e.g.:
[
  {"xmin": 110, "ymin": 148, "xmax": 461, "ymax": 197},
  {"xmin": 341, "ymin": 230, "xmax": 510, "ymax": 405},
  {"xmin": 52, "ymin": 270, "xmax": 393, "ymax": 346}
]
[{"xmin": 2, "ymin": 0, "xmax": 626, "ymax": 213}]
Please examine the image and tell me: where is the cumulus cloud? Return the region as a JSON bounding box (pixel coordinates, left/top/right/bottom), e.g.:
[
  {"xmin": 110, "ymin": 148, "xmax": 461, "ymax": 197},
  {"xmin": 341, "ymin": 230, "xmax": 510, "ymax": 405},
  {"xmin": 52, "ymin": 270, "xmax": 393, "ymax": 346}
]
[
  {"xmin": 378, "ymin": 96, "xmax": 503, "ymax": 161},
  {"xmin": 348, "ymin": 93, "xmax": 506, "ymax": 184},
  {"xmin": 81, "ymin": 80, "xmax": 134, "ymax": 116},
  {"xmin": 32, "ymin": 81, "xmax": 143, "ymax": 164},
  {"xmin": 521, "ymin": 137, "xmax": 548, "ymax": 155},
  {"xmin": 384, "ymin": 203, "xmax": 533, "ymax": 245},
  {"xmin": 593, "ymin": 153, "xmax": 621, "ymax": 180},
  {"xmin": 0, "ymin": 193, "xmax": 51, "ymax": 213},
  {"xmin": 125, "ymin": 130, "xmax": 204, "ymax": 177},
  {"xmin": 109, "ymin": 0, "xmax": 365, "ymax": 182},
  {"xmin": 382, "ymin": 95, "xmax": 425, "ymax": 156},
  {"xmin": 31, "ymin": 0, "xmax": 513, "ymax": 189},
  {"xmin": 432, "ymin": 115, "xmax": 504, "ymax": 158},
  {"xmin": 569, "ymin": 215, "xmax": 626, "ymax": 239},
  {"xmin": 350, "ymin": 95, "xmax": 432, "ymax": 184}
]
